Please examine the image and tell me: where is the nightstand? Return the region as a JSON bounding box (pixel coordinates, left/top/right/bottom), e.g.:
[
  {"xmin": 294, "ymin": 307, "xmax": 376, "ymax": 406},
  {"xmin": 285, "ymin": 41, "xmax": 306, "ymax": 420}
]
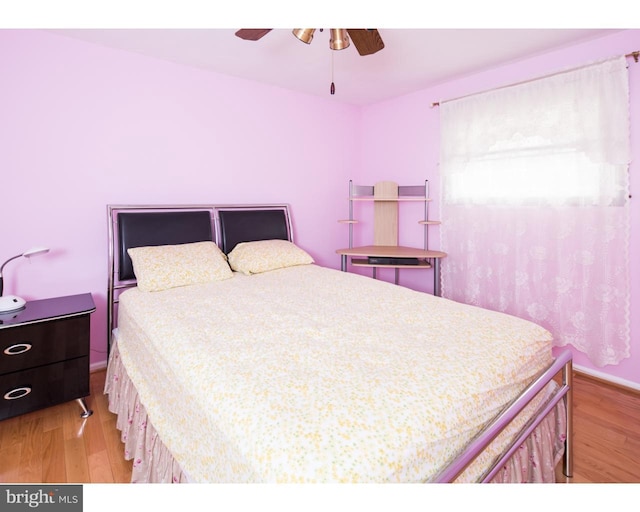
[{"xmin": 0, "ymin": 293, "xmax": 95, "ymax": 421}]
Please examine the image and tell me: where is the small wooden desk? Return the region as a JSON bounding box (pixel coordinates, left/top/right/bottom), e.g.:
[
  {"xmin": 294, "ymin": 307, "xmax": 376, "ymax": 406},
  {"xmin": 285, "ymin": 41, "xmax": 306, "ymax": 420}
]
[{"xmin": 336, "ymin": 245, "xmax": 447, "ymax": 296}]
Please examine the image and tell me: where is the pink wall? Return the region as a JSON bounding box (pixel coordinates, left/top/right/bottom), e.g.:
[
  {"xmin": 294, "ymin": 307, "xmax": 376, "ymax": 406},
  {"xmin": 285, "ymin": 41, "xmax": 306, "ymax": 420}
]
[
  {"xmin": 359, "ymin": 29, "xmax": 640, "ymax": 387},
  {"xmin": 2, "ymin": 28, "xmax": 637, "ymax": 388},
  {"xmin": 0, "ymin": 30, "xmax": 357, "ymax": 367}
]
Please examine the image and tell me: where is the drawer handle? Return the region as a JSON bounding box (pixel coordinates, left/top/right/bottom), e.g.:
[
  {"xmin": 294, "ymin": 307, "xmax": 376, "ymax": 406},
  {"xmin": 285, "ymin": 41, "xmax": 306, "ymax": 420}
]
[
  {"xmin": 3, "ymin": 387, "xmax": 32, "ymax": 400},
  {"xmin": 3, "ymin": 343, "xmax": 32, "ymax": 356}
]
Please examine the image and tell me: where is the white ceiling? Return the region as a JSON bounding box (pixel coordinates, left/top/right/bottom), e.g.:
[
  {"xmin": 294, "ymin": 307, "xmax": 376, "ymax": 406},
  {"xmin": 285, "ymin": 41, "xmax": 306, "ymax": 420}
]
[{"xmin": 49, "ymin": 28, "xmax": 622, "ymax": 105}]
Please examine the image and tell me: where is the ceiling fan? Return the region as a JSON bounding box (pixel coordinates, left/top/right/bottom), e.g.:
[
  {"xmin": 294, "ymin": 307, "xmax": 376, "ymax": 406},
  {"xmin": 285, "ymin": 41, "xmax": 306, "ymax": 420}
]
[{"xmin": 234, "ymin": 28, "xmax": 385, "ymax": 56}]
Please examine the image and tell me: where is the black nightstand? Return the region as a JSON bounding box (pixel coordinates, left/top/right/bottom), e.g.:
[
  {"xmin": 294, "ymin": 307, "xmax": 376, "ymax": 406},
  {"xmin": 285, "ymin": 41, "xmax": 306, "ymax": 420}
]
[{"xmin": 0, "ymin": 293, "xmax": 95, "ymax": 421}]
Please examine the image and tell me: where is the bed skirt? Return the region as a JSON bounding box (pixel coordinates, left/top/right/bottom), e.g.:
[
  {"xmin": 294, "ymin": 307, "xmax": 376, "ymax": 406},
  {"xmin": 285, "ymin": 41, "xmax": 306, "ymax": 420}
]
[
  {"xmin": 104, "ymin": 342, "xmax": 566, "ymax": 484},
  {"xmin": 104, "ymin": 344, "xmax": 189, "ymax": 483}
]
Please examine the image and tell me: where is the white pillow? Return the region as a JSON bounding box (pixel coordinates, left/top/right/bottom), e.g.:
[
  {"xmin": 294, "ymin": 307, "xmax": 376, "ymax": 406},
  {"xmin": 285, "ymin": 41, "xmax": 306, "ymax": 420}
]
[
  {"xmin": 228, "ymin": 239, "xmax": 314, "ymax": 275},
  {"xmin": 128, "ymin": 241, "xmax": 233, "ymax": 292}
]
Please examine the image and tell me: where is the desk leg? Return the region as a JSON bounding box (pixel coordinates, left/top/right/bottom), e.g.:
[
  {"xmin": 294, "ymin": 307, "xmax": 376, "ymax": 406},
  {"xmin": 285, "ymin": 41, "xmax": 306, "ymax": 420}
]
[
  {"xmin": 434, "ymin": 258, "xmax": 441, "ymax": 297},
  {"xmin": 372, "ymin": 267, "xmax": 377, "ymax": 280},
  {"xmin": 341, "ymin": 255, "xmax": 347, "ymax": 272},
  {"xmin": 394, "ymin": 268, "xmax": 399, "ymax": 285}
]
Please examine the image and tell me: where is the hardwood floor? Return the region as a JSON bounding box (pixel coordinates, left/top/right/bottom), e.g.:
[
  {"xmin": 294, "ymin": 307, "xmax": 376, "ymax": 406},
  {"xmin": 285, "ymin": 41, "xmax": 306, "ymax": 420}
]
[
  {"xmin": 556, "ymin": 373, "xmax": 640, "ymax": 483},
  {"xmin": 0, "ymin": 369, "xmax": 638, "ymax": 483},
  {"xmin": 0, "ymin": 370, "xmax": 132, "ymax": 483}
]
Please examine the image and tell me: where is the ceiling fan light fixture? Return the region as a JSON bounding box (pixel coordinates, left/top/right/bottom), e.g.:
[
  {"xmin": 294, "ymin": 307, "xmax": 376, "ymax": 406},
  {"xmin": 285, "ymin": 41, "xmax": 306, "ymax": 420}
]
[
  {"xmin": 292, "ymin": 29, "xmax": 316, "ymax": 44},
  {"xmin": 329, "ymin": 29, "xmax": 350, "ymax": 50}
]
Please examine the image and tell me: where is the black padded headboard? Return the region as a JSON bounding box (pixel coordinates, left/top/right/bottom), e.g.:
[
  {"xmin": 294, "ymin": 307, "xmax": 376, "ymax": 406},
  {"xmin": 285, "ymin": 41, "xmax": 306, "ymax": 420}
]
[
  {"xmin": 217, "ymin": 207, "xmax": 291, "ymax": 254},
  {"xmin": 107, "ymin": 204, "xmax": 292, "ymax": 354},
  {"xmin": 117, "ymin": 210, "xmax": 213, "ymax": 281}
]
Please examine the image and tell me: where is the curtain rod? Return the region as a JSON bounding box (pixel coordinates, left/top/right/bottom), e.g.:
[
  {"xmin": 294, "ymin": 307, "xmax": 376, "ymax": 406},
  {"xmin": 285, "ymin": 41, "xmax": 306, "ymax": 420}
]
[{"xmin": 430, "ymin": 50, "xmax": 639, "ymax": 108}]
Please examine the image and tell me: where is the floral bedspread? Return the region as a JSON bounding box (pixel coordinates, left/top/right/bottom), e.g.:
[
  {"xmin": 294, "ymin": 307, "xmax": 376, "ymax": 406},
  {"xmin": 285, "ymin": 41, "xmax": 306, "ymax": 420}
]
[{"xmin": 108, "ymin": 264, "xmax": 556, "ymax": 482}]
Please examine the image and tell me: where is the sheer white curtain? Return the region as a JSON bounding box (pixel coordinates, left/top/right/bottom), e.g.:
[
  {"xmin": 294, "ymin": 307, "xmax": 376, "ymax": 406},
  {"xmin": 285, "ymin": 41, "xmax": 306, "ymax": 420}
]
[{"xmin": 440, "ymin": 57, "xmax": 630, "ymax": 367}]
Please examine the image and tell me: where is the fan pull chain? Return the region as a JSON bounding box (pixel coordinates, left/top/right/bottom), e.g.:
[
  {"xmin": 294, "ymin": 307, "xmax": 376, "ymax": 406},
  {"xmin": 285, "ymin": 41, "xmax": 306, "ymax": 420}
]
[{"xmin": 330, "ymin": 51, "xmax": 335, "ymax": 95}]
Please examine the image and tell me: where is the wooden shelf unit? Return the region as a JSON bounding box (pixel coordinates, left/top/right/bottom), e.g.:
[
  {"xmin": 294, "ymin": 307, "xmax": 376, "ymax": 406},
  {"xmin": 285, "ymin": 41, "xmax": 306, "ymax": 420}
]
[{"xmin": 336, "ymin": 180, "xmax": 446, "ymax": 295}]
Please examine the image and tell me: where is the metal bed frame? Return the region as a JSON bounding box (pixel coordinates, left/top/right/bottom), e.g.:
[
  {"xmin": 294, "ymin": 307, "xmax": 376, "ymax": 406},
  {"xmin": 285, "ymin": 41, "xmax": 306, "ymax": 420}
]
[
  {"xmin": 432, "ymin": 348, "xmax": 573, "ymax": 482},
  {"xmin": 105, "ymin": 203, "xmax": 573, "ymax": 482}
]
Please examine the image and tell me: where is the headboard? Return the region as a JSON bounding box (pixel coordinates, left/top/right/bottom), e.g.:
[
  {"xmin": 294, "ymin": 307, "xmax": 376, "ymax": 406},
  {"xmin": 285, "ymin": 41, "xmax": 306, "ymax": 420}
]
[
  {"xmin": 106, "ymin": 203, "xmax": 293, "ymax": 353},
  {"xmin": 118, "ymin": 210, "xmax": 214, "ymax": 281},
  {"xmin": 217, "ymin": 206, "xmax": 291, "ymax": 254}
]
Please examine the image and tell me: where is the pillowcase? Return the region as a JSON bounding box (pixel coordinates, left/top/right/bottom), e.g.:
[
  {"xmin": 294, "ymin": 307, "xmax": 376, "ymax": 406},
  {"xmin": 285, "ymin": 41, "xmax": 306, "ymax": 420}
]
[
  {"xmin": 127, "ymin": 241, "xmax": 233, "ymax": 292},
  {"xmin": 227, "ymin": 239, "xmax": 314, "ymax": 275}
]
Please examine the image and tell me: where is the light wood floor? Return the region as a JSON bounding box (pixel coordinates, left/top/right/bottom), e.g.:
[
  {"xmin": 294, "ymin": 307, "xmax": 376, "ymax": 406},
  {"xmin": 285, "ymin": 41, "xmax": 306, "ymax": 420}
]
[
  {"xmin": 0, "ymin": 370, "xmax": 132, "ymax": 483},
  {"xmin": 555, "ymin": 373, "xmax": 640, "ymax": 483},
  {"xmin": 1, "ymin": 369, "xmax": 638, "ymax": 483}
]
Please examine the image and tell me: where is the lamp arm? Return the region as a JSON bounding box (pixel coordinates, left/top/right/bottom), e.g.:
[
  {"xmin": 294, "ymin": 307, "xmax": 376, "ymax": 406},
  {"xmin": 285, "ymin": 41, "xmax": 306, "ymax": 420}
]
[
  {"xmin": 0, "ymin": 249, "xmax": 48, "ymax": 298},
  {"xmin": 0, "ymin": 254, "xmax": 23, "ymax": 275},
  {"xmin": 0, "ymin": 254, "xmax": 24, "ymax": 297}
]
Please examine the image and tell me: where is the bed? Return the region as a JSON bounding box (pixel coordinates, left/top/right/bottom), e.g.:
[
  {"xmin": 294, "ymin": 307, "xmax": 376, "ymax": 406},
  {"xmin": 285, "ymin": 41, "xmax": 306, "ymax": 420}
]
[{"xmin": 104, "ymin": 203, "xmax": 573, "ymax": 483}]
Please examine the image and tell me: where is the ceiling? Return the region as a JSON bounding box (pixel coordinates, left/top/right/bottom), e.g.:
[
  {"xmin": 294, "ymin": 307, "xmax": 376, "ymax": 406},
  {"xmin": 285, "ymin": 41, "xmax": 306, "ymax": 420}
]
[{"xmin": 49, "ymin": 28, "xmax": 622, "ymax": 105}]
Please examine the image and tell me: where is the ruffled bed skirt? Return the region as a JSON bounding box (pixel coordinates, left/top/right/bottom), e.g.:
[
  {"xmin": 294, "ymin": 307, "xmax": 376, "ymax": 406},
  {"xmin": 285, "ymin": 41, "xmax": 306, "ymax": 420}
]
[
  {"xmin": 104, "ymin": 344, "xmax": 189, "ymax": 483},
  {"xmin": 104, "ymin": 342, "xmax": 566, "ymax": 484},
  {"xmin": 487, "ymin": 388, "xmax": 566, "ymax": 483}
]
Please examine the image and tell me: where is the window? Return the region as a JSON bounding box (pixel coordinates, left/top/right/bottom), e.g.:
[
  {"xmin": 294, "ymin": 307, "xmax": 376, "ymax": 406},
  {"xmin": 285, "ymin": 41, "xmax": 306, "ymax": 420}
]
[{"xmin": 439, "ymin": 56, "xmax": 630, "ymax": 366}]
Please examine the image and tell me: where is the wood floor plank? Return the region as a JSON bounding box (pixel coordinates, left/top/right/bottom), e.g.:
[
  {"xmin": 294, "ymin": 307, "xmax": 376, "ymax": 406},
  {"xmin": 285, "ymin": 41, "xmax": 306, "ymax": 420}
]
[
  {"xmin": 41, "ymin": 409, "xmax": 63, "ymax": 433},
  {"xmin": 17, "ymin": 418, "xmax": 43, "ymax": 483},
  {"xmin": 574, "ymin": 439, "xmax": 639, "ymax": 482},
  {"xmin": 63, "ymin": 436, "xmax": 91, "ymax": 483},
  {"xmin": 0, "ymin": 442, "xmax": 22, "ymax": 483},
  {"xmin": 82, "ymin": 407, "xmax": 107, "ymax": 458},
  {"xmin": 565, "ymin": 373, "xmax": 640, "ymax": 483},
  {"xmin": 88, "ymin": 450, "xmax": 115, "ymax": 483},
  {"xmin": 0, "ymin": 413, "xmax": 23, "ymax": 451},
  {"xmin": 42, "ymin": 427, "xmax": 66, "ymax": 483}
]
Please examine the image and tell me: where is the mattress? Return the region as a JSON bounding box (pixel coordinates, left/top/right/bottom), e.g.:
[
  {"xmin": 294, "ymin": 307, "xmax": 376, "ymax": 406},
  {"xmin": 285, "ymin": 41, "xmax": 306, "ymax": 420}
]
[{"xmin": 111, "ymin": 263, "xmax": 555, "ymax": 483}]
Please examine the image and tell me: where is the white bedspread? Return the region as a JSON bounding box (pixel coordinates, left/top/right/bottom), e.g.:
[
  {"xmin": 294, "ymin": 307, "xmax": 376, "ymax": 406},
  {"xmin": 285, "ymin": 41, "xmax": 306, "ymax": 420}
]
[{"xmin": 113, "ymin": 264, "xmax": 554, "ymax": 482}]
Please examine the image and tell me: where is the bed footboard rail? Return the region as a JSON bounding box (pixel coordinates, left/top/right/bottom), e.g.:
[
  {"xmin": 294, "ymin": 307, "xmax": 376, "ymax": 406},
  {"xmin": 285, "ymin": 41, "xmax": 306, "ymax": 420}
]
[{"xmin": 431, "ymin": 348, "xmax": 573, "ymax": 483}]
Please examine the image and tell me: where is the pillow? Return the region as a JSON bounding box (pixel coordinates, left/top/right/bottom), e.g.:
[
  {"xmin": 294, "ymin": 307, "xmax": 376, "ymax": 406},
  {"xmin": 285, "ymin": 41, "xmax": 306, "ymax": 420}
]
[
  {"xmin": 127, "ymin": 241, "xmax": 233, "ymax": 292},
  {"xmin": 227, "ymin": 239, "xmax": 314, "ymax": 275}
]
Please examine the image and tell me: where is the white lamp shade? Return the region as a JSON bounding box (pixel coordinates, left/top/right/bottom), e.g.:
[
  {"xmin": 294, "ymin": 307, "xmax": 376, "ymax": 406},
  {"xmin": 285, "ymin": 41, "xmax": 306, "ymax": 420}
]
[{"xmin": 23, "ymin": 247, "xmax": 49, "ymax": 258}]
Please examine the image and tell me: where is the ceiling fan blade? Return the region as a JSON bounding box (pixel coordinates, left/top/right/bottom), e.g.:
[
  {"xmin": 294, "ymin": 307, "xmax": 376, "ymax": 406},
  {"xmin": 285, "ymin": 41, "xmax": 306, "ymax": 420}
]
[
  {"xmin": 235, "ymin": 29, "xmax": 273, "ymax": 41},
  {"xmin": 346, "ymin": 29, "xmax": 385, "ymax": 56}
]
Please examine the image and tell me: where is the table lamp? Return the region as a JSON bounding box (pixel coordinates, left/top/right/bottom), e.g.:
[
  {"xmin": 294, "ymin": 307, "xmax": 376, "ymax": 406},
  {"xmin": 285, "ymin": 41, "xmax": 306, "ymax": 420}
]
[{"xmin": 0, "ymin": 247, "xmax": 50, "ymax": 313}]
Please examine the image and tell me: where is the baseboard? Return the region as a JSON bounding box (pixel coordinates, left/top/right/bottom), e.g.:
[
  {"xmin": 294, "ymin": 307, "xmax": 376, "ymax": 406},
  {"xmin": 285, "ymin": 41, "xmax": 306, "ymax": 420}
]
[
  {"xmin": 574, "ymin": 364, "xmax": 640, "ymax": 394},
  {"xmin": 90, "ymin": 360, "xmax": 108, "ymax": 373}
]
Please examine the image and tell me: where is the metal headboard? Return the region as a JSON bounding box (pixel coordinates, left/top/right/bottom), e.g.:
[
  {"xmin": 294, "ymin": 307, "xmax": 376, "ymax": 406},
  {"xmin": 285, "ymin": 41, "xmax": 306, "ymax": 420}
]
[{"xmin": 106, "ymin": 203, "xmax": 292, "ymax": 353}]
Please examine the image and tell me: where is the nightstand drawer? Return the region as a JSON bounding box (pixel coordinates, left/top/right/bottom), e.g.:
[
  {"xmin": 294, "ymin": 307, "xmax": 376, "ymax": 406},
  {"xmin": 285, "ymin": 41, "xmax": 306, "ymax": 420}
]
[
  {"xmin": 0, "ymin": 356, "xmax": 89, "ymax": 420},
  {"xmin": 0, "ymin": 315, "xmax": 90, "ymax": 375}
]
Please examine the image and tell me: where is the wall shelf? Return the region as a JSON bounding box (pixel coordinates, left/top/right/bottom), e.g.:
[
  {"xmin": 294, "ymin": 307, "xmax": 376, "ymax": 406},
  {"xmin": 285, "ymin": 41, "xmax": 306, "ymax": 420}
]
[{"xmin": 336, "ymin": 180, "xmax": 446, "ymax": 295}]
